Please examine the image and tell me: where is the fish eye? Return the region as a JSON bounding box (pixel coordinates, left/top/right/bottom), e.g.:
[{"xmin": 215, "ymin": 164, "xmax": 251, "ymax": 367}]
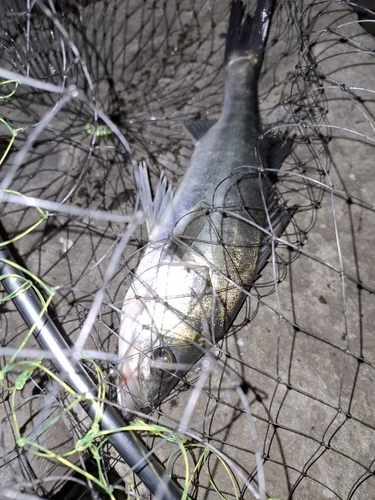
[{"xmin": 151, "ymin": 347, "xmax": 176, "ymax": 378}]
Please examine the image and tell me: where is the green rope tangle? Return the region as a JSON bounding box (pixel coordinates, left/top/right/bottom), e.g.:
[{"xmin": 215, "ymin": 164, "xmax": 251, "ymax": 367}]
[
  {"xmin": 0, "ymin": 80, "xmax": 19, "ymax": 166},
  {"xmin": 85, "ymin": 121, "xmax": 113, "ymax": 136}
]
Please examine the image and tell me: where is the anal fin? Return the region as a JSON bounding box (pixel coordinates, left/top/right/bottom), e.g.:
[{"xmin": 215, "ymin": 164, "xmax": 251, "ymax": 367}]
[{"xmin": 182, "ymin": 119, "xmax": 216, "ymax": 142}]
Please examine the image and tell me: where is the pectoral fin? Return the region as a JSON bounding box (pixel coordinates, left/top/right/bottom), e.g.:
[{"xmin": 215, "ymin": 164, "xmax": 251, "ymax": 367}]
[{"xmin": 167, "ymin": 204, "xmax": 208, "ymax": 259}]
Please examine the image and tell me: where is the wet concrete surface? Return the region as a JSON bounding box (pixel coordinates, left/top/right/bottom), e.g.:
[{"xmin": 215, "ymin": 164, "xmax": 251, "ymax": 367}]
[{"xmin": 0, "ymin": 1, "xmax": 374, "ymax": 499}]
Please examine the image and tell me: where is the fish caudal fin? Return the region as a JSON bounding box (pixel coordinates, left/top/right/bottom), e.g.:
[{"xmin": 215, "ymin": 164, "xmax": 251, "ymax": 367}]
[
  {"xmin": 225, "ymin": 0, "xmax": 276, "ymax": 77},
  {"xmin": 134, "ymin": 162, "xmax": 173, "ymax": 235}
]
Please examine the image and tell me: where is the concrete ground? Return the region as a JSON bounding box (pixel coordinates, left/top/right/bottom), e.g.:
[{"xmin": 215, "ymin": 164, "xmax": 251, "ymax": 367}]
[{"xmin": 0, "ymin": 0, "xmax": 374, "ymax": 499}]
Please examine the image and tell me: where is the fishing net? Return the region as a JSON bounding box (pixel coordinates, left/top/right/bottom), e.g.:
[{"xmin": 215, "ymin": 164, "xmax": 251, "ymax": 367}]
[{"xmin": 0, "ymin": 0, "xmax": 374, "ymax": 498}]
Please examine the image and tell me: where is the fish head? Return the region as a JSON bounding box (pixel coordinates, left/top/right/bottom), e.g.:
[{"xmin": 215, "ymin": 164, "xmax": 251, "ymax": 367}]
[
  {"xmin": 117, "ymin": 250, "xmax": 212, "ymax": 417},
  {"xmin": 117, "ymin": 297, "xmax": 185, "ymax": 417},
  {"xmin": 118, "ymin": 342, "xmax": 181, "ymax": 416}
]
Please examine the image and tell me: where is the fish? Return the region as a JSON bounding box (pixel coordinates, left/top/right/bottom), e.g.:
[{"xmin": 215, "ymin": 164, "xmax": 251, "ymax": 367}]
[
  {"xmin": 117, "ymin": 0, "xmax": 295, "ymax": 417},
  {"xmin": 348, "ymin": 0, "xmax": 375, "ymax": 36}
]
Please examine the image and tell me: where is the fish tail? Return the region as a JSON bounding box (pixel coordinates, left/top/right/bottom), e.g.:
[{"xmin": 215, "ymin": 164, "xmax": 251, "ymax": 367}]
[{"xmin": 224, "ymin": 0, "xmax": 276, "ymax": 78}]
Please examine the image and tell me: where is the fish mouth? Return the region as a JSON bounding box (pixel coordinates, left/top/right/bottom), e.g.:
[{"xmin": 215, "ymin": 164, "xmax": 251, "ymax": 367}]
[{"xmin": 117, "ymin": 360, "xmax": 143, "ymax": 418}]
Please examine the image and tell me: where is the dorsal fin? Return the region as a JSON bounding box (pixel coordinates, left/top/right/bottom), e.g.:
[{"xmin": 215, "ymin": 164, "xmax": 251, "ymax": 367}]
[
  {"xmin": 134, "ymin": 162, "xmax": 173, "ymax": 235},
  {"xmin": 253, "ymin": 193, "xmax": 297, "ymax": 283}
]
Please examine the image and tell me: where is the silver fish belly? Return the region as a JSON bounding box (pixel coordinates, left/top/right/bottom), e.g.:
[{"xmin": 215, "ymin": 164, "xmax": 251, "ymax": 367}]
[{"xmin": 117, "ymin": 0, "xmax": 294, "ymax": 416}]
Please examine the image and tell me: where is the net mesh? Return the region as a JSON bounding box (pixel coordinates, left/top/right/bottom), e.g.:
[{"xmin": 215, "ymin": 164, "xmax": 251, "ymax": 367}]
[{"xmin": 0, "ymin": 0, "xmax": 374, "ymax": 498}]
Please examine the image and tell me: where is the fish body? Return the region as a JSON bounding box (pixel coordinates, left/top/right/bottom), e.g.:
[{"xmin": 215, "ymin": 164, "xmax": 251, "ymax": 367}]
[{"xmin": 118, "ymin": 0, "xmax": 294, "ymax": 415}]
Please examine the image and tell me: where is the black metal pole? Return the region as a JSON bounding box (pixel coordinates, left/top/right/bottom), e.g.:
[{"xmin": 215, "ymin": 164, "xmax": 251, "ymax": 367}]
[{"xmin": 0, "ymin": 237, "xmax": 184, "ymax": 500}]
